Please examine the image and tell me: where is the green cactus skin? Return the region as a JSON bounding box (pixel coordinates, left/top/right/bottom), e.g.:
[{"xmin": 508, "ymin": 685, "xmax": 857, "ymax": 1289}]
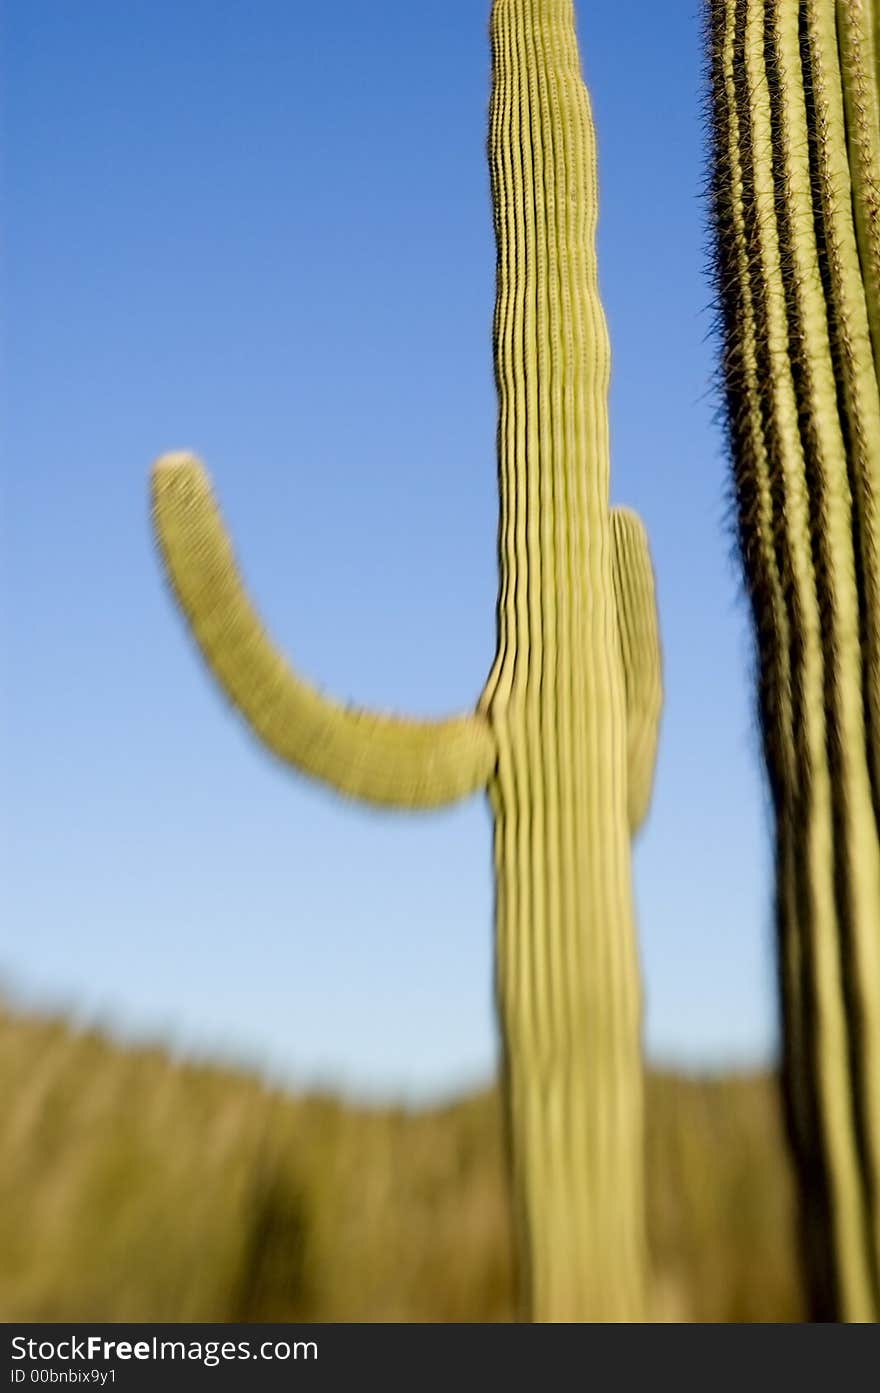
[
  {"xmin": 152, "ymin": 0, "xmax": 662, "ymax": 1322},
  {"xmin": 707, "ymin": 0, "xmax": 880, "ymax": 1322}
]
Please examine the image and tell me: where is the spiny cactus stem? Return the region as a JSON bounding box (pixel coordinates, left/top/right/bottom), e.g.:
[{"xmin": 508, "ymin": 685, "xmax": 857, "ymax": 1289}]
[{"xmin": 709, "ymin": 0, "xmax": 880, "ymax": 1320}]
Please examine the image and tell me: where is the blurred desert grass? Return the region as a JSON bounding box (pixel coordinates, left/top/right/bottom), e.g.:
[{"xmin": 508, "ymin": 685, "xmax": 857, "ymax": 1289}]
[{"xmin": 0, "ymin": 1001, "xmax": 804, "ymax": 1321}]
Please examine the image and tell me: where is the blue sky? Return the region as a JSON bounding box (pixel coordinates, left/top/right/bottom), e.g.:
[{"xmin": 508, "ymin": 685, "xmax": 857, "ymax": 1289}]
[{"xmin": 2, "ymin": 1, "xmax": 777, "ymax": 1101}]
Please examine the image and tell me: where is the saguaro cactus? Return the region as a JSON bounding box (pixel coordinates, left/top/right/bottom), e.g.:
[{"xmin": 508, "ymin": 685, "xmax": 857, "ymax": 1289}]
[
  {"xmin": 707, "ymin": 0, "xmax": 880, "ymax": 1320},
  {"xmin": 151, "ymin": 0, "xmax": 662, "ymax": 1322}
]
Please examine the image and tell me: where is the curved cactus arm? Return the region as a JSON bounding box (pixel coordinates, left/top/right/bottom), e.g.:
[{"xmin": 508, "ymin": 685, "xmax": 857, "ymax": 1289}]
[
  {"xmin": 151, "ymin": 453, "xmax": 497, "ymax": 809},
  {"xmin": 610, "ymin": 507, "xmax": 663, "ymax": 833}
]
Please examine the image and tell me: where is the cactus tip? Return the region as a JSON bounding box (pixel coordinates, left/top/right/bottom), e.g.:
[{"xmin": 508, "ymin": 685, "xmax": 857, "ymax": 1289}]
[{"xmin": 152, "ymin": 450, "xmax": 203, "ymax": 478}]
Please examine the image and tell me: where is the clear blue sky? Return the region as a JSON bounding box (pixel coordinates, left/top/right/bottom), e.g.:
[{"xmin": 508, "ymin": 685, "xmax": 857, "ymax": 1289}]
[{"xmin": 2, "ymin": 1, "xmax": 777, "ymax": 1101}]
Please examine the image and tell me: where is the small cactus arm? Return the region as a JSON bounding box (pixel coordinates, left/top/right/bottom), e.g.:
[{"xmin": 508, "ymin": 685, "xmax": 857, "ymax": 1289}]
[
  {"xmin": 707, "ymin": 0, "xmax": 880, "ymax": 1320},
  {"xmin": 151, "ymin": 0, "xmax": 662, "ymax": 1322},
  {"xmin": 611, "ymin": 509, "xmax": 664, "ymax": 833}
]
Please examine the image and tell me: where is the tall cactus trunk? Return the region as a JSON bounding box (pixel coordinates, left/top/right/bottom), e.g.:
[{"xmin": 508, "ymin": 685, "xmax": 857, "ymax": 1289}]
[
  {"xmin": 707, "ymin": 0, "xmax": 880, "ymax": 1321},
  {"xmin": 483, "ymin": 0, "xmax": 647, "ymax": 1320},
  {"xmin": 150, "ymin": 0, "xmax": 661, "ymax": 1321}
]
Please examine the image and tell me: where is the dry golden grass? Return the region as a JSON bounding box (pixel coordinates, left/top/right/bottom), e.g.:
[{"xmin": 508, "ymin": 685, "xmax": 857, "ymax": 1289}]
[{"xmin": 0, "ymin": 1002, "xmax": 804, "ymax": 1321}]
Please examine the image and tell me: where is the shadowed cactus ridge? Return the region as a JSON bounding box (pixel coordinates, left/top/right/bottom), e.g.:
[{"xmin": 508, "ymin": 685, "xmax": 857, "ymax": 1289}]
[
  {"xmin": 151, "ymin": 0, "xmax": 662, "ymax": 1322},
  {"xmin": 707, "ymin": 0, "xmax": 880, "ymax": 1322}
]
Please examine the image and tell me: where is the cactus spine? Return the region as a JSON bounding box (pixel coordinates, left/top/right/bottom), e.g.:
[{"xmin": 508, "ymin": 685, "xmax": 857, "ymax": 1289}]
[
  {"xmin": 151, "ymin": 0, "xmax": 661, "ymax": 1322},
  {"xmin": 707, "ymin": 0, "xmax": 880, "ymax": 1321}
]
